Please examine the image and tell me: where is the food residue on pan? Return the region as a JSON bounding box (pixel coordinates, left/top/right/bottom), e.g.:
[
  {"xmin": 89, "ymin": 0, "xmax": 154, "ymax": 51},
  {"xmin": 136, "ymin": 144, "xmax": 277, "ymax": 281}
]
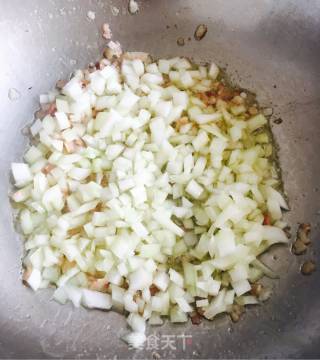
[
  {"xmin": 128, "ymin": 0, "xmax": 139, "ymax": 14},
  {"xmin": 177, "ymin": 37, "xmax": 185, "ymax": 46},
  {"xmin": 111, "ymin": 5, "xmax": 120, "ymax": 16},
  {"xmin": 292, "ymin": 223, "xmax": 311, "ymax": 255},
  {"xmin": 229, "ymin": 304, "xmax": 244, "ymax": 323},
  {"xmin": 300, "ymin": 260, "xmax": 316, "ymax": 275},
  {"xmin": 87, "ymin": 11, "xmax": 95, "ymax": 21},
  {"xmin": 8, "ymin": 88, "xmax": 21, "ymax": 101},
  {"xmin": 102, "ymin": 23, "xmax": 112, "ymax": 40},
  {"xmin": 194, "ymin": 24, "xmax": 208, "ymax": 41},
  {"xmin": 273, "ymin": 118, "xmax": 283, "ymax": 125}
]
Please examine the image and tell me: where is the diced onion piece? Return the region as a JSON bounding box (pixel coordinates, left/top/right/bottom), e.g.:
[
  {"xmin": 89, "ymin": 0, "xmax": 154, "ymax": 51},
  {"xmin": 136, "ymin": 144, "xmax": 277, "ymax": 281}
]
[
  {"xmin": 82, "ymin": 289, "xmax": 112, "ymax": 309},
  {"xmin": 169, "ymin": 269, "xmax": 184, "ymax": 287},
  {"xmin": 25, "ymin": 268, "xmax": 42, "ymax": 291},
  {"xmin": 153, "ymin": 271, "xmax": 170, "ymax": 292},
  {"xmin": 215, "ymin": 228, "xmax": 236, "ymax": 257},
  {"xmin": 208, "ymin": 62, "xmax": 219, "ymax": 80},
  {"xmin": 127, "ymin": 313, "xmax": 146, "ymax": 333},
  {"xmin": 170, "ymin": 305, "xmax": 188, "ymax": 323},
  {"xmin": 203, "ymin": 290, "xmax": 226, "ymax": 319},
  {"xmin": 193, "ymin": 112, "xmax": 222, "ymax": 124},
  {"xmin": 63, "ymin": 78, "xmax": 83, "ymax": 100},
  {"xmin": 247, "ymin": 114, "xmax": 267, "ymax": 132},
  {"xmin": 175, "ymin": 297, "xmax": 193, "ymax": 312},
  {"xmin": 185, "ymin": 180, "xmax": 203, "ymax": 199},
  {"xmin": 262, "ymin": 226, "xmax": 288, "ymax": 245},
  {"xmin": 152, "ymin": 210, "xmax": 184, "ymax": 237},
  {"xmin": 232, "ymin": 279, "xmax": 251, "ymax": 296},
  {"xmin": 129, "ymin": 268, "xmax": 153, "ymax": 291},
  {"xmin": 12, "ymin": 163, "xmax": 33, "ymax": 187}
]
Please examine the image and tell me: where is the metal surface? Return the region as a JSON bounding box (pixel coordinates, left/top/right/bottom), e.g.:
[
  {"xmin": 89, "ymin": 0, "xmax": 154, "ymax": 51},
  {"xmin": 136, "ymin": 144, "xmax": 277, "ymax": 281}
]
[{"xmin": 1, "ymin": 0, "xmax": 320, "ymax": 358}]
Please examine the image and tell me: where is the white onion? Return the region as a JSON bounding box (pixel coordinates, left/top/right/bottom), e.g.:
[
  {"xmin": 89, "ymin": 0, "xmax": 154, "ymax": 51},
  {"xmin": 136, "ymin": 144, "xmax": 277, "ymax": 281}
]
[
  {"xmin": 11, "ymin": 163, "xmax": 33, "ymax": 187},
  {"xmin": 185, "ymin": 179, "xmax": 203, "ymax": 199},
  {"xmin": 26, "ymin": 268, "xmax": 42, "ymax": 290},
  {"xmin": 11, "ymin": 52, "xmax": 288, "ymax": 348},
  {"xmin": 82, "ymin": 289, "xmax": 112, "ymax": 309}
]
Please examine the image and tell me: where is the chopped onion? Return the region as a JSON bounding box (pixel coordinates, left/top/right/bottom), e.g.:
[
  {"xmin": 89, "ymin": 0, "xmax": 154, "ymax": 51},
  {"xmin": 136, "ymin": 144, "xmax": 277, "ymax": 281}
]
[
  {"xmin": 11, "ymin": 52, "xmax": 288, "ymax": 348},
  {"xmin": 82, "ymin": 288, "xmax": 112, "ymax": 309}
]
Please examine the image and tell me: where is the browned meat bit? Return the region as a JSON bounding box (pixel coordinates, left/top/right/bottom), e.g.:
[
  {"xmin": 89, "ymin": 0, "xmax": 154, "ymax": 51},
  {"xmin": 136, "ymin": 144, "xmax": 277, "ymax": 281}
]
[
  {"xmin": 87, "ymin": 173, "xmax": 96, "ymax": 183},
  {"xmin": 250, "ymin": 283, "xmax": 272, "ymax": 302},
  {"xmin": 174, "ymin": 116, "xmax": 189, "ymax": 131},
  {"xmin": 61, "ymin": 258, "xmax": 76, "ymax": 274},
  {"xmin": 189, "ymin": 311, "xmax": 202, "ymax": 325},
  {"xmin": 122, "ymin": 280, "xmax": 129, "ymax": 290},
  {"xmin": 217, "ymin": 84, "xmax": 237, "ymax": 101},
  {"xmin": 162, "ymin": 79, "xmax": 172, "ymax": 88},
  {"xmin": 292, "ymin": 223, "xmax": 311, "ymax": 255},
  {"xmin": 68, "ymin": 227, "xmax": 82, "ymax": 236},
  {"xmin": 197, "ymin": 92, "xmax": 209, "ymax": 105},
  {"xmin": 292, "ymin": 239, "xmax": 307, "ymax": 255},
  {"xmin": 194, "ymin": 24, "xmax": 208, "ymax": 41},
  {"xmin": 100, "ymin": 175, "xmax": 109, "ymax": 187},
  {"xmin": 149, "ymin": 284, "xmax": 160, "ymax": 296},
  {"xmin": 177, "ymin": 37, "xmax": 185, "ymax": 46},
  {"xmin": 94, "ymin": 202, "xmax": 103, "ymax": 212},
  {"xmin": 250, "ymin": 283, "xmax": 263, "ymax": 297},
  {"xmin": 197, "ymin": 91, "xmax": 216, "ymax": 106},
  {"xmin": 61, "ymin": 203, "xmax": 70, "ymax": 214},
  {"xmin": 230, "ymin": 304, "xmax": 244, "ymax": 323},
  {"xmin": 41, "ymin": 163, "xmax": 55, "ymax": 175},
  {"xmin": 297, "ymin": 223, "xmax": 311, "ymax": 245},
  {"xmin": 301, "ymin": 260, "xmax": 316, "ymax": 275},
  {"xmin": 92, "ymin": 108, "xmax": 99, "ymax": 118}
]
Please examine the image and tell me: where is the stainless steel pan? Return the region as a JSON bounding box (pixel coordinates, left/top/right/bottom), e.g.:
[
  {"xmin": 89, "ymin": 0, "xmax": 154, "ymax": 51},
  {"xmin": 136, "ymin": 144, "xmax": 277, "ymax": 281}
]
[{"xmin": 1, "ymin": 0, "xmax": 320, "ymax": 358}]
